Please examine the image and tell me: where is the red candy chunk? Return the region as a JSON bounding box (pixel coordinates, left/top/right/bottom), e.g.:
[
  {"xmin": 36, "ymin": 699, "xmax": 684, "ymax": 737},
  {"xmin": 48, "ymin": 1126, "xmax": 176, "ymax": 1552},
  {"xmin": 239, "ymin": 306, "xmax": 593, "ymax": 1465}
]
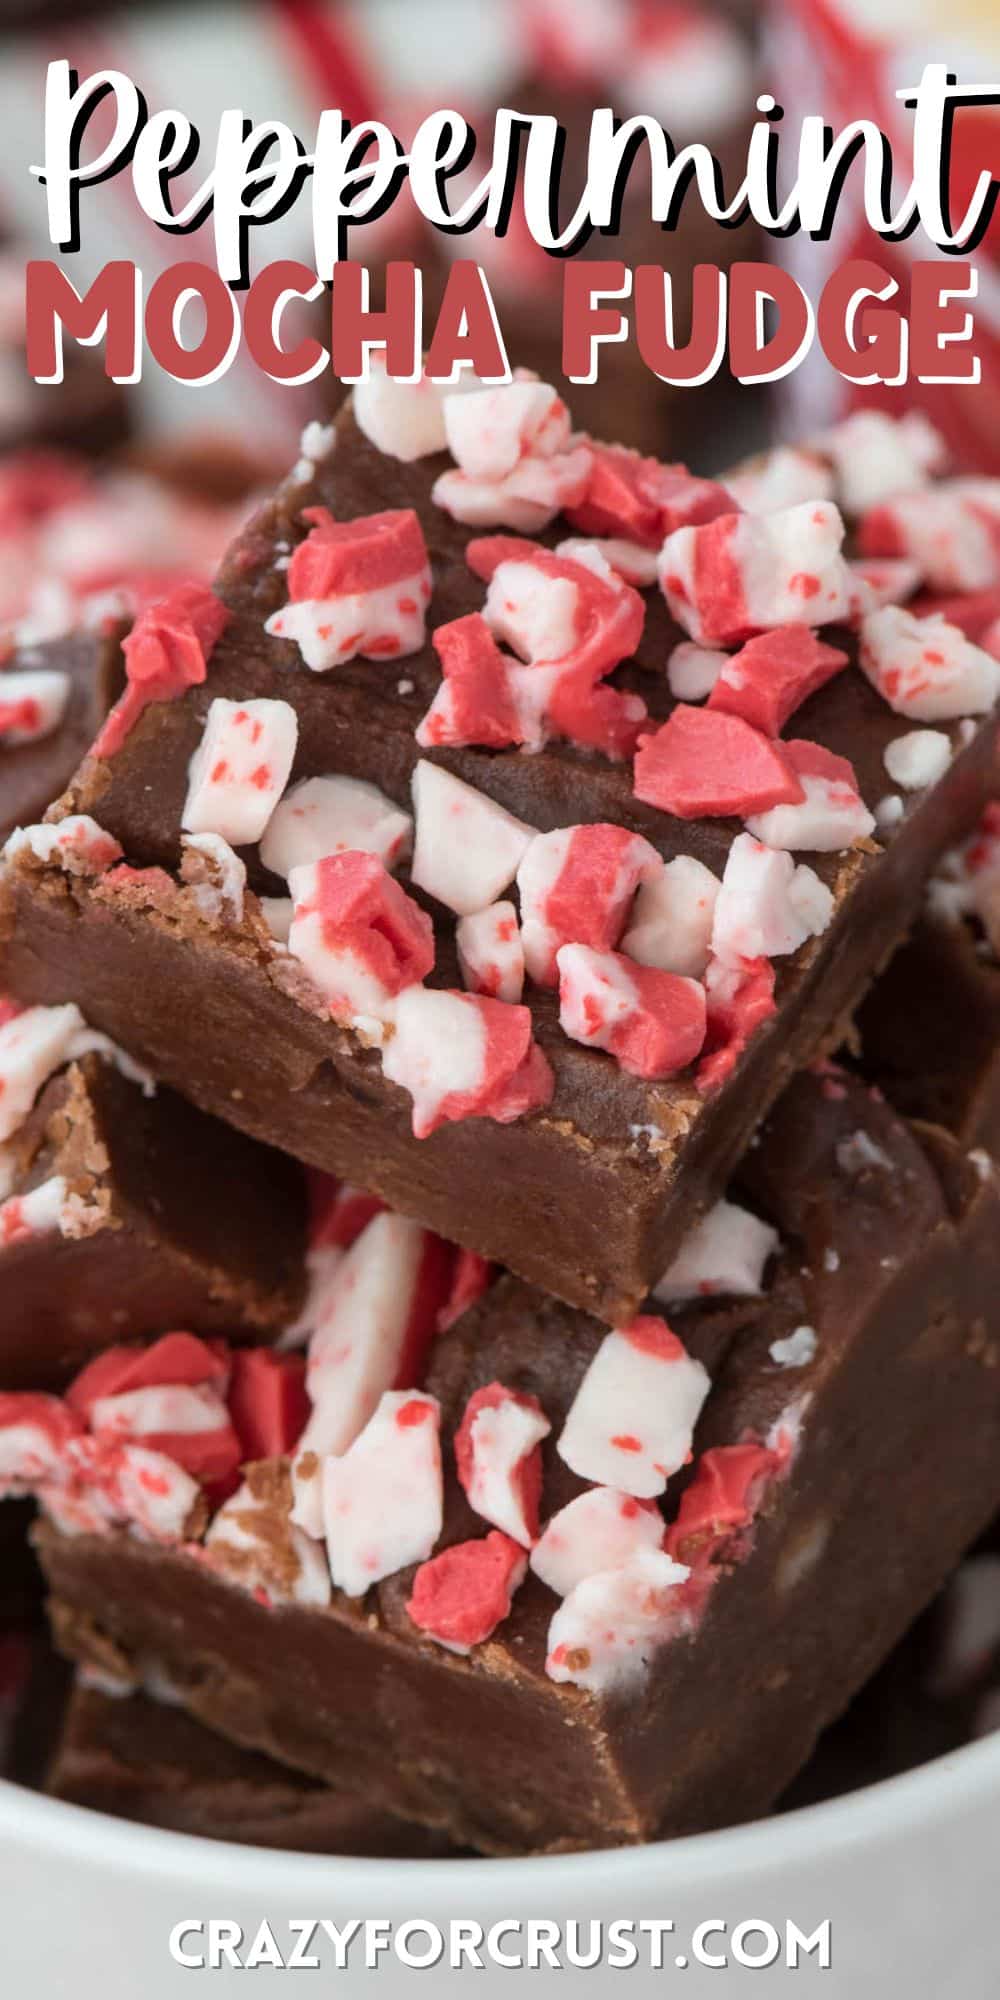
[
  {"xmin": 419, "ymin": 614, "xmax": 524, "ymax": 749},
  {"xmin": 665, "ymin": 1442, "xmax": 782, "ymax": 1566},
  {"xmin": 566, "ymin": 445, "xmax": 736, "ymax": 548},
  {"xmin": 66, "ymin": 1333, "xmax": 229, "ymax": 1420},
  {"xmin": 287, "ymin": 506, "xmax": 427, "ymax": 601},
  {"xmin": 0, "ymin": 1392, "xmax": 83, "ymax": 1488},
  {"xmin": 382, "ymin": 987, "xmax": 554, "ymax": 1139},
  {"xmin": 437, "ymin": 1249, "xmax": 494, "ymax": 1331},
  {"xmin": 545, "ymin": 672, "xmax": 647, "ymax": 759},
  {"xmin": 708, "ymin": 627, "xmax": 848, "ymax": 737},
  {"xmin": 518, "ymin": 822, "xmax": 661, "ymax": 987},
  {"xmin": 93, "ymin": 581, "xmax": 229, "ymax": 760},
  {"xmin": 634, "ymin": 705, "xmax": 805, "ymax": 819},
  {"xmin": 227, "ymin": 1350, "xmax": 310, "ymax": 1462},
  {"xmin": 407, "ymin": 1530, "xmax": 528, "ymax": 1652},
  {"xmin": 454, "ymin": 1382, "xmax": 550, "ymax": 1546},
  {"xmin": 288, "ymin": 852, "xmax": 435, "ymax": 1023},
  {"xmin": 696, "ymin": 956, "xmax": 777, "ymax": 1094},
  {"xmin": 307, "ymin": 1173, "xmax": 386, "ymax": 1251},
  {"xmin": 468, "ymin": 535, "xmax": 644, "ymax": 681}
]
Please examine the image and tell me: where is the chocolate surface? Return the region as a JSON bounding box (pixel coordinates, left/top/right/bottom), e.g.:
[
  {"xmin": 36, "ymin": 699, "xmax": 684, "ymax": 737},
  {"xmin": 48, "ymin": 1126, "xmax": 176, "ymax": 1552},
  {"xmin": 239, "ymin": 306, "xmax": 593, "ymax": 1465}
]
[
  {"xmin": 36, "ymin": 1071, "xmax": 1000, "ymax": 1853},
  {"xmin": 3, "ymin": 404, "xmax": 998, "ymax": 1318},
  {"xmin": 857, "ymin": 915, "xmax": 1000, "ymax": 1156},
  {"xmin": 0, "ymin": 1052, "xmax": 308, "ymax": 1388}
]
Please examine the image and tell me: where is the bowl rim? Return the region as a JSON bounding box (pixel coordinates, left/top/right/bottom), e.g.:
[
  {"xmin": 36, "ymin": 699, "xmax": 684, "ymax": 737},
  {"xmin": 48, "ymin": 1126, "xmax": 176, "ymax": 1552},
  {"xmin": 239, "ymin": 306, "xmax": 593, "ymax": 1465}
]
[{"xmin": 3, "ymin": 1723, "xmax": 1000, "ymax": 1904}]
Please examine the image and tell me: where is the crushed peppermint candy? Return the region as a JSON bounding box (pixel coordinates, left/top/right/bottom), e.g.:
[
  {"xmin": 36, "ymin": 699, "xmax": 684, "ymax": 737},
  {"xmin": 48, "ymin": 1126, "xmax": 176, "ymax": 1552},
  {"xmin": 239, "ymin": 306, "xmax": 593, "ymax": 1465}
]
[
  {"xmin": 654, "ymin": 1197, "xmax": 779, "ymax": 1303},
  {"xmin": 744, "ymin": 741, "xmax": 875, "ymax": 853},
  {"xmin": 666, "ymin": 641, "xmax": 726, "ymax": 702},
  {"xmin": 180, "ymin": 833, "xmax": 246, "ymax": 925},
  {"xmin": 556, "ymin": 944, "xmax": 707, "ymax": 1079},
  {"xmin": 381, "ymin": 987, "xmax": 553, "ymax": 1139},
  {"xmin": 410, "ymin": 761, "xmax": 536, "ymax": 917},
  {"xmin": 859, "ymin": 479, "xmax": 1000, "ymax": 594},
  {"xmin": 456, "ymin": 901, "xmax": 525, "ymax": 1004},
  {"xmin": 321, "ymin": 1390, "xmax": 443, "ymax": 1598},
  {"xmin": 816, "ymin": 409, "xmax": 947, "ymax": 518},
  {"xmin": 407, "ymin": 1530, "xmax": 528, "ymax": 1654},
  {"xmin": 454, "ymin": 1382, "xmax": 550, "ymax": 1546},
  {"xmin": 707, "ymin": 627, "xmax": 848, "ymax": 738},
  {"xmin": 206, "ymin": 1478, "xmax": 331, "ymax": 1609},
  {"xmin": 0, "ymin": 668, "xmax": 70, "ymax": 745},
  {"xmin": 769, "ymin": 1326, "xmax": 818, "ymax": 1369},
  {"xmin": 634, "ymin": 705, "xmax": 805, "ymax": 820},
  {"xmin": 710, "ymin": 834, "xmax": 833, "ymax": 966},
  {"xmin": 883, "ymin": 730, "xmax": 953, "ymax": 792},
  {"xmin": 557, "ymin": 1316, "xmax": 710, "ymax": 1499},
  {"xmin": 723, "ymin": 445, "xmax": 834, "ymax": 517},
  {"xmin": 265, "ymin": 507, "xmax": 431, "ymax": 671},
  {"xmin": 4, "ymin": 815, "xmax": 122, "ymax": 875},
  {"xmin": 859, "ymin": 607, "xmax": 1000, "ymax": 722},
  {"xmin": 93, "ymin": 581, "xmax": 229, "ymax": 762},
  {"xmin": 545, "ymin": 1547, "xmax": 691, "ymax": 1694},
  {"xmin": 517, "ymin": 822, "xmax": 661, "ymax": 988},
  {"xmin": 621, "ymin": 854, "xmax": 720, "ymax": 980},
  {"xmin": 182, "ymin": 697, "xmax": 298, "ymax": 847},
  {"xmin": 260, "ymin": 774, "xmax": 412, "ymax": 881},
  {"xmin": 0, "ymin": 1001, "xmax": 155, "ymax": 1144},
  {"xmin": 658, "ymin": 501, "xmax": 853, "ymax": 647},
  {"xmin": 530, "ymin": 1487, "xmax": 663, "ymax": 1599},
  {"xmin": 0, "ymin": 1175, "xmax": 70, "ymax": 1248},
  {"xmin": 286, "ymin": 852, "xmax": 434, "ymax": 1027}
]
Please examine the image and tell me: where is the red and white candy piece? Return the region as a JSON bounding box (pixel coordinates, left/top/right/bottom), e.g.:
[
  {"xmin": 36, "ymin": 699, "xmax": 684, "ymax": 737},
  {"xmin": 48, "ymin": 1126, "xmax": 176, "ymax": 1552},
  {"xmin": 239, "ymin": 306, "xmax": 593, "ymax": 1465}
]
[
  {"xmin": 653, "ymin": 1198, "xmax": 779, "ymax": 1303},
  {"xmin": 381, "ymin": 987, "xmax": 553, "ymax": 1139},
  {"xmin": 265, "ymin": 507, "xmax": 432, "ymax": 672},
  {"xmin": 697, "ymin": 954, "xmax": 776, "ymax": 1094},
  {"xmin": 0, "ymin": 668, "xmax": 69, "ymax": 745},
  {"xmin": 816, "ymin": 409, "xmax": 947, "ymax": 517},
  {"xmin": 530, "ymin": 1486, "xmax": 663, "ymax": 1598},
  {"xmin": 352, "ymin": 365, "xmax": 451, "ymax": 461},
  {"xmin": 456, "ymin": 901, "xmax": 525, "ymax": 1003},
  {"xmin": 182, "ymin": 697, "xmax": 298, "ymax": 847},
  {"xmin": 0, "ymin": 1001, "xmax": 87, "ymax": 1142},
  {"xmin": 0, "ymin": 1175, "xmax": 69, "ymax": 1248},
  {"xmin": 0, "ymin": 1391, "xmax": 81, "ymax": 1493},
  {"xmin": 433, "ymin": 441, "xmax": 591, "ymax": 532},
  {"xmin": 883, "ymin": 730, "xmax": 953, "ymax": 792},
  {"xmin": 321, "ymin": 1390, "xmax": 443, "ymax": 1598},
  {"xmin": 620, "ymin": 854, "xmax": 720, "ymax": 979},
  {"xmin": 858, "ymin": 607, "xmax": 1000, "ymax": 722},
  {"xmin": 206, "ymin": 1479, "xmax": 331, "ymax": 1608},
  {"xmin": 181, "ymin": 833, "xmax": 246, "ymax": 925},
  {"xmin": 634, "ymin": 705, "xmax": 804, "ymax": 820},
  {"xmin": 846, "ymin": 557, "xmax": 923, "ymax": 619},
  {"xmin": 442, "ymin": 381, "xmax": 570, "ymax": 482},
  {"xmin": 556, "ymin": 945, "xmax": 707, "ymax": 1080},
  {"xmin": 407, "ymin": 1530, "xmax": 528, "ymax": 1654},
  {"xmin": 93, "ymin": 581, "xmax": 229, "ymax": 762},
  {"xmin": 260, "ymin": 774, "xmax": 412, "ymax": 881},
  {"xmin": 410, "ymin": 761, "xmax": 537, "ymax": 916},
  {"xmin": 744, "ymin": 741, "xmax": 875, "ymax": 852},
  {"xmin": 659, "ymin": 501, "xmax": 853, "ymax": 647},
  {"xmin": 517, "ymin": 823, "xmax": 661, "ymax": 988},
  {"xmin": 38, "ymin": 1433, "xmax": 203, "ymax": 1543},
  {"xmin": 3, "ymin": 815, "xmax": 122, "ymax": 875},
  {"xmin": 454, "ymin": 1382, "xmax": 551, "ymax": 1547},
  {"xmin": 858, "ymin": 479, "xmax": 1000, "ymax": 593},
  {"xmin": 710, "ymin": 833, "xmax": 833, "ymax": 966},
  {"xmin": 723, "ymin": 446, "xmax": 833, "ymax": 517},
  {"xmin": 557, "ymin": 1316, "xmax": 711, "ymax": 1498},
  {"xmin": 707, "ymin": 627, "xmax": 848, "ymax": 738},
  {"xmin": 87, "ymin": 1382, "xmax": 240, "ymax": 1491},
  {"xmin": 555, "ymin": 535, "xmax": 659, "ymax": 588},
  {"xmin": 417, "ymin": 614, "xmax": 525, "ymax": 752},
  {"xmin": 287, "ymin": 852, "xmax": 434, "ymax": 1028},
  {"xmin": 666, "ymin": 641, "xmax": 726, "ymax": 703},
  {"xmin": 475, "ymin": 537, "xmax": 644, "ymax": 679},
  {"xmin": 545, "ymin": 1546, "xmax": 690, "ymax": 1693},
  {"xmin": 566, "ymin": 444, "xmax": 734, "ymax": 548}
]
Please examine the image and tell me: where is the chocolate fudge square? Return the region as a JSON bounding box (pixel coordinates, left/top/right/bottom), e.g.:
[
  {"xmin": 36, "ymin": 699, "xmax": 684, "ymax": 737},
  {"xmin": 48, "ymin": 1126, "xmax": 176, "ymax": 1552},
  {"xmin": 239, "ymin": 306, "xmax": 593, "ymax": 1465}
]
[
  {"xmin": 28, "ymin": 1071, "xmax": 1000, "ymax": 1854},
  {"xmin": 2, "ymin": 389, "xmax": 998, "ymax": 1320}
]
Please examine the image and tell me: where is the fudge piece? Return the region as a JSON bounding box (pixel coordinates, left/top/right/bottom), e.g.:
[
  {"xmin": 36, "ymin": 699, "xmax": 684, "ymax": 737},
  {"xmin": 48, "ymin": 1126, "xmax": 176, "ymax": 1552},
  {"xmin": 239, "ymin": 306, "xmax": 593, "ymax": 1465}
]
[
  {"xmin": 22, "ymin": 1070, "xmax": 1000, "ymax": 1854},
  {"xmin": 0, "ymin": 630, "xmax": 123, "ymax": 845},
  {"xmin": 45, "ymin": 1679, "xmax": 460, "ymax": 1857},
  {"xmin": 2, "ymin": 396, "xmax": 998, "ymax": 1321},
  {"xmin": 857, "ymin": 806, "xmax": 1000, "ymax": 1155},
  {"xmin": 0, "ymin": 1022, "xmax": 307, "ymax": 1387}
]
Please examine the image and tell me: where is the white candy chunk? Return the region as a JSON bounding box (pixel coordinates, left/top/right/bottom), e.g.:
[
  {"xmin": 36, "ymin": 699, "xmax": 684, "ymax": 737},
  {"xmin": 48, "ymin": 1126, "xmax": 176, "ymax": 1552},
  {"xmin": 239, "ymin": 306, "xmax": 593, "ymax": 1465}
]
[
  {"xmin": 0, "ymin": 1174, "xmax": 68, "ymax": 1245},
  {"xmin": 557, "ymin": 1321, "xmax": 710, "ymax": 1499},
  {"xmin": 181, "ymin": 832, "xmax": 246, "ymax": 923},
  {"xmin": 666, "ymin": 641, "xmax": 727, "ymax": 702},
  {"xmin": 460, "ymin": 1392, "xmax": 551, "ymax": 1546},
  {"xmin": 545, "ymin": 1548, "xmax": 690, "ymax": 1693},
  {"xmin": 0, "ymin": 1398, "xmax": 75, "ymax": 1492},
  {"xmin": 207, "ymin": 1479, "xmax": 331, "ymax": 1607},
  {"xmin": 182, "ymin": 698, "xmax": 298, "ymax": 846},
  {"xmin": 555, "ymin": 535, "xmax": 659, "ymax": 587},
  {"xmin": 0, "ymin": 668, "xmax": 70, "ymax": 744},
  {"xmin": 291, "ymin": 420, "xmax": 336, "ymax": 480},
  {"xmin": 321, "ymin": 1389, "xmax": 442, "ymax": 1597},
  {"xmin": 380, "ymin": 986, "xmax": 487, "ymax": 1136},
  {"xmin": 260, "ymin": 895, "xmax": 293, "ymax": 944},
  {"xmin": 260, "ymin": 774, "xmax": 412, "ymax": 880},
  {"xmin": 266, "ymin": 572, "xmax": 430, "ymax": 674},
  {"xmin": 846, "ymin": 557, "xmax": 923, "ymax": 618},
  {"xmin": 863, "ymin": 479, "xmax": 1000, "ymax": 592},
  {"xmin": 724, "ymin": 446, "xmax": 834, "ymax": 516},
  {"xmin": 89, "ymin": 1383, "xmax": 229, "ymax": 1443},
  {"xmin": 530, "ymin": 1487, "xmax": 663, "ymax": 1599},
  {"xmin": 660, "ymin": 500, "xmax": 853, "ymax": 643},
  {"xmin": 0, "ymin": 1002, "xmax": 86, "ymax": 1142},
  {"xmin": 352, "ymin": 368, "xmax": 448, "ymax": 461},
  {"xmin": 745, "ymin": 774, "xmax": 876, "ymax": 853},
  {"xmin": 859, "ymin": 608, "xmax": 1000, "ymax": 722},
  {"xmin": 711, "ymin": 834, "xmax": 834, "ymax": 965},
  {"xmin": 875, "ymin": 793, "xmax": 905, "ymax": 831},
  {"xmin": 621, "ymin": 854, "xmax": 720, "ymax": 978},
  {"xmin": 432, "ymin": 446, "xmax": 592, "ymax": 534},
  {"xmin": 91, "ymin": 1441, "xmax": 201, "ymax": 1543},
  {"xmin": 883, "ymin": 730, "xmax": 952, "ymax": 791},
  {"xmin": 3, "ymin": 814, "xmax": 121, "ymax": 876},
  {"xmin": 456, "ymin": 901, "xmax": 525, "ymax": 1003},
  {"xmin": 293, "ymin": 1212, "xmax": 437, "ymax": 1507},
  {"xmin": 818, "ymin": 409, "xmax": 946, "ymax": 516},
  {"xmin": 770, "ymin": 1326, "xmax": 818, "ymax": 1369},
  {"xmin": 556, "ymin": 943, "xmax": 639, "ymax": 1049},
  {"xmin": 410, "ymin": 761, "xmax": 536, "ymax": 916},
  {"xmin": 443, "ymin": 381, "xmax": 569, "ymax": 481},
  {"xmin": 653, "ymin": 1198, "xmax": 779, "ymax": 1303},
  {"xmin": 483, "ymin": 558, "xmax": 580, "ymax": 662}
]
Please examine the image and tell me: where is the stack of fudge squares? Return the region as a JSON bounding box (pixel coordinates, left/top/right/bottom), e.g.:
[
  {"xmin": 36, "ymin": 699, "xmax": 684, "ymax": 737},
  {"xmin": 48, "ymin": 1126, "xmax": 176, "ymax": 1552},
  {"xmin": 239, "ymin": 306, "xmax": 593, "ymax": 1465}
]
[{"xmin": 2, "ymin": 369, "xmax": 1000, "ymax": 1856}]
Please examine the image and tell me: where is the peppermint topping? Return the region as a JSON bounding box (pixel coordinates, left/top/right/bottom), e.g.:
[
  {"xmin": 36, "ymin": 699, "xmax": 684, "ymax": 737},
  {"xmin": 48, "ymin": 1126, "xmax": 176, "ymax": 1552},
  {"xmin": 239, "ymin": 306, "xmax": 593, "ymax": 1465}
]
[
  {"xmin": 433, "ymin": 384, "xmax": 591, "ymax": 531},
  {"xmin": 286, "ymin": 852, "xmax": 434, "ymax": 1026},
  {"xmin": 206, "ymin": 1478, "xmax": 331, "ymax": 1609},
  {"xmin": 0, "ymin": 1175, "xmax": 70, "ymax": 1247},
  {"xmin": 658, "ymin": 501, "xmax": 853, "ymax": 647},
  {"xmin": 353, "ymin": 365, "xmax": 454, "ymax": 461},
  {"xmin": 666, "ymin": 641, "xmax": 726, "ymax": 702},
  {"xmin": 847, "ymin": 557, "xmax": 923, "ymax": 618},
  {"xmin": 620, "ymin": 854, "xmax": 720, "ymax": 980},
  {"xmin": 816, "ymin": 409, "xmax": 947, "ymax": 517},
  {"xmin": 531, "ymin": 1487, "xmax": 664, "ymax": 1598},
  {"xmin": 744, "ymin": 740, "xmax": 875, "ymax": 852},
  {"xmin": 654, "ymin": 1198, "xmax": 779, "ymax": 1303},
  {"xmin": 545, "ymin": 1547, "xmax": 690, "ymax": 1693},
  {"xmin": 770, "ymin": 1326, "xmax": 818, "ymax": 1369},
  {"xmin": 0, "ymin": 668, "xmax": 69, "ymax": 745},
  {"xmin": 87, "ymin": 1380, "xmax": 241, "ymax": 1491},
  {"xmin": 517, "ymin": 822, "xmax": 661, "ymax": 988},
  {"xmin": 724, "ymin": 446, "xmax": 834, "ymax": 517},
  {"xmin": 557, "ymin": 1317, "xmax": 710, "ymax": 1499},
  {"xmin": 697, "ymin": 956, "xmax": 777, "ymax": 1095},
  {"xmin": 707, "ymin": 627, "xmax": 848, "ymax": 738},
  {"xmin": 321, "ymin": 1390, "xmax": 443, "ymax": 1598},
  {"xmin": 93, "ymin": 581, "xmax": 229, "ymax": 761},
  {"xmin": 456, "ymin": 901, "xmax": 525, "ymax": 1003},
  {"xmin": 417, "ymin": 613, "xmax": 525, "ymax": 750},
  {"xmin": 180, "ymin": 833, "xmax": 246, "ymax": 925},
  {"xmin": 556, "ymin": 944, "xmax": 707, "ymax": 1079},
  {"xmin": 883, "ymin": 730, "xmax": 953, "ymax": 792},
  {"xmin": 710, "ymin": 834, "xmax": 833, "ymax": 966},
  {"xmin": 381, "ymin": 987, "xmax": 553, "ymax": 1139},
  {"xmin": 410, "ymin": 761, "xmax": 537, "ymax": 916},
  {"xmin": 265, "ymin": 507, "xmax": 431, "ymax": 671},
  {"xmin": 665, "ymin": 1440, "xmax": 786, "ymax": 1567},
  {"xmin": 4, "ymin": 815, "xmax": 122, "ymax": 875},
  {"xmin": 407, "ymin": 1531, "xmax": 528, "ymax": 1654},
  {"xmin": 859, "ymin": 479, "xmax": 1000, "ymax": 593},
  {"xmin": 0, "ymin": 1002, "xmax": 90, "ymax": 1142},
  {"xmin": 634, "ymin": 705, "xmax": 805, "ymax": 819},
  {"xmin": 566, "ymin": 444, "xmax": 734, "ymax": 547},
  {"xmin": 260, "ymin": 775, "xmax": 412, "ymax": 881},
  {"xmin": 859, "ymin": 607, "xmax": 1000, "ymax": 722},
  {"xmin": 182, "ymin": 697, "xmax": 298, "ymax": 847},
  {"xmin": 454, "ymin": 1382, "xmax": 550, "ymax": 1547}
]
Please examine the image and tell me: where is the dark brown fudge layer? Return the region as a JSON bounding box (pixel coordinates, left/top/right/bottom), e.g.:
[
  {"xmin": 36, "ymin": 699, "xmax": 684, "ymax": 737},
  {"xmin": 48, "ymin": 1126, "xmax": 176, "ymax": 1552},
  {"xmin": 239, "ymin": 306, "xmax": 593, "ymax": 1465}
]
[
  {"xmin": 3, "ymin": 406, "xmax": 998, "ymax": 1319},
  {"xmin": 45, "ymin": 1682, "xmax": 461, "ymax": 1857},
  {"xmin": 0, "ymin": 1052, "xmax": 307, "ymax": 1389},
  {"xmin": 0, "ymin": 629, "xmax": 122, "ymax": 845},
  {"xmin": 37, "ymin": 1072, "xmax": 1000, "ymax": 1854},
  {"xmin": 857, "ymin": 915, "xmax": 1000, "ymax": 1156}
]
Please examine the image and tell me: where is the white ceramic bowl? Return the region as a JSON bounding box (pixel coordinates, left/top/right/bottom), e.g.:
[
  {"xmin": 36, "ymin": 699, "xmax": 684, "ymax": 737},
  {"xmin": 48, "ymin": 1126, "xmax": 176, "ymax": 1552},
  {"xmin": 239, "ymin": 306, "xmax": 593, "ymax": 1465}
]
[{"xmin": 2, "ymin": 1727, "xmax": 999, "ymax": 1996}]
